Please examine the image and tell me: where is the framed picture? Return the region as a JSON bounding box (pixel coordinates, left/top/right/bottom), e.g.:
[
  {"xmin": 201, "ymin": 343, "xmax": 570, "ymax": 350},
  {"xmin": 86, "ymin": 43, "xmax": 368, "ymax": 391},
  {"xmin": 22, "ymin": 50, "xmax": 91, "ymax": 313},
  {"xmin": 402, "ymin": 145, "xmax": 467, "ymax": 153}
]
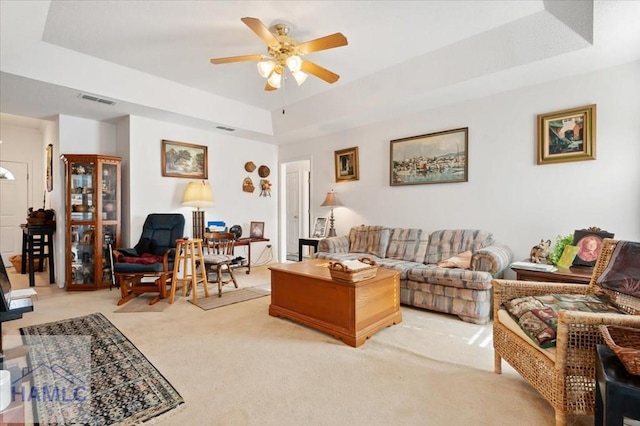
[
  {"xmin": 571, "ymin": 227, "xmax": 614, "ymax": 267},
  {"xmin": 161, "ymin": 139, "xmax": 208, "ymax": 179},
  {"xmin": 312, "ymin": 217, "xmax": 327, "ymax": 238},
  {"xmin": 46, "ymin": 144, "xmax": 53, "ymax": 192},
  {"xmin": 537, "ymin": 104, "xmax": 596, "ymax": 165},
  {"xmin": 249, "ymin": 221, "xmax": 265, "ymax": 239},
  {"xmin": 334, "ymin": 146, "xmax": 359, "ymax": 182},
  {"xmin": 390, "ymin": 127, "xmax": 468, "ymax": 186}
]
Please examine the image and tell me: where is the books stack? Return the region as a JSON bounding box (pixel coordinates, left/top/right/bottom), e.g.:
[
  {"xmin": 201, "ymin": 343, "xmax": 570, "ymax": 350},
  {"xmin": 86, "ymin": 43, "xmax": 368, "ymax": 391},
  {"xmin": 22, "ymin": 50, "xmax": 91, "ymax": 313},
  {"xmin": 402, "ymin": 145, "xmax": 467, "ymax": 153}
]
[{"xmin": 510, "ymin": 261, "xmax": 558, "ymax": 273}]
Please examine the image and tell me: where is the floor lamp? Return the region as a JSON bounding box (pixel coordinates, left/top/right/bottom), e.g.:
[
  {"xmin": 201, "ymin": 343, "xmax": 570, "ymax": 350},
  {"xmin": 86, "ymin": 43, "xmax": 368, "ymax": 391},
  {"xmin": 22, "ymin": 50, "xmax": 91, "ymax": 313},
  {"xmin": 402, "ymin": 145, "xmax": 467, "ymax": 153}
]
[
  {"xmin": 182, "ymin": 181, "xmax": 213, "ymax": 240},
  {"xmin": 320, "ymin": 189, "xmax": 342, "ymax": 237}
]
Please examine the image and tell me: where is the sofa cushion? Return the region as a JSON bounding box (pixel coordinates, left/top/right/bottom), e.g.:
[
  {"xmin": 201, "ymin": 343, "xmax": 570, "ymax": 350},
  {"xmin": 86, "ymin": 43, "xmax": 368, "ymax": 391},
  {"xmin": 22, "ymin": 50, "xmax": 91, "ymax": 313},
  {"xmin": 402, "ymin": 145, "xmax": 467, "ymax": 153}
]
[
  {"xmin": 437, "ymin": 250, "xmax": 472, "ymax": 269},
  {"xmin": 407, "ymin": 266, "xmax": 493, "ymax": 290},
  {"xmin": 502, "ymin": 293, "xmax": 624, "ymax": 348},
  {"xmin": 375, "ymin": 259, "xmax": 425, "ymax": 279},
  {"xmin": 426, "ymin": 229, "xmax": 494, "ymax": 264},
  {"xmin": 315, "ymin": 252, "xmax": 382, "ymax": 264},
  {"xmin": 385, "ymin": 228, "xmax": 429, "ymax": 263},
  {"xmin": 349, "ymin": 226, "xmax": 391, "ymax": 258}
]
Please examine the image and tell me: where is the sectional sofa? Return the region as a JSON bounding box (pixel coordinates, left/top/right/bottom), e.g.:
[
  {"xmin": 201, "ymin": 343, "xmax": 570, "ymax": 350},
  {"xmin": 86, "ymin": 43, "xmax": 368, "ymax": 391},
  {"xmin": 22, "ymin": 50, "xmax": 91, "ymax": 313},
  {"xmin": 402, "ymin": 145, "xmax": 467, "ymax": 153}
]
[{"xmin": 316, "ymin": 226, "xmax": 513, "ymax": 324}]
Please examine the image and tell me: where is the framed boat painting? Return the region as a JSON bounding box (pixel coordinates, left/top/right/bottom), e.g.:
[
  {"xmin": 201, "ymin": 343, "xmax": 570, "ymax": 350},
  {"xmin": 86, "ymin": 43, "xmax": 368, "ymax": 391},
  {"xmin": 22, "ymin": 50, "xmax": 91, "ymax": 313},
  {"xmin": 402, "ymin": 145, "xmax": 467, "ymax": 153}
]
[{"xmin": 390, "ymin": 127, "xmax": 468, "ymax": 186}]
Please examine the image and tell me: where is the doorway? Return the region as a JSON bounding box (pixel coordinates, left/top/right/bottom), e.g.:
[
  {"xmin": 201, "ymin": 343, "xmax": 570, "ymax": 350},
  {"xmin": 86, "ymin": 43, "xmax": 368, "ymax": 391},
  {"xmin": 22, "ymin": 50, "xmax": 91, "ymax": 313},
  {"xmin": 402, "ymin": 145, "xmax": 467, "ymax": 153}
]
[
  {"xmin": 0, "ymin": 161, "xmax": 29, "ymax": 264},
  {"xmin": 280, "ymin": 159, "xmax": 310, "ymax": 262}
]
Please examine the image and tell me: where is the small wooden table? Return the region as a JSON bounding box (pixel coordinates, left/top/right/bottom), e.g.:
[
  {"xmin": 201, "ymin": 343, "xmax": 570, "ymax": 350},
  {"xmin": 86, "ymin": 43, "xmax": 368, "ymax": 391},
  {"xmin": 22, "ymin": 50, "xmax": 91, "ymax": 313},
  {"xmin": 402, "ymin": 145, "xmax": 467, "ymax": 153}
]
[
  {"xmin": 298, "ymin": 238, "xmax": 321, "ymax": 261},
  {"xmin": 269, "ymin": 259, "xmax": 401, "ymax": 347},
  {"xmin": 511, "ymin": 262, "xmax": 593, "ymax": 284}
]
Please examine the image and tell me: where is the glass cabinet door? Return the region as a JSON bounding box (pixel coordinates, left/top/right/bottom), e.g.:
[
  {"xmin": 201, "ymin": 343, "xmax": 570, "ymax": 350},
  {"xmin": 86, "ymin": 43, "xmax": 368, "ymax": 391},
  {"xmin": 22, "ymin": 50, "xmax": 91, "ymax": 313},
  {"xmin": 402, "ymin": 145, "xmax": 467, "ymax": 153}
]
[
  {"xmin": 70, "ymin": 161, "xmax": 96, "ymax": 221},
  {"xmin": 102, "ymin": 224, "xmax": 117, "ymax": 285},
  {"xmin": 102, "ymin": 163, "xmax": 118, "ymax": 221},
  {"xmin": 71, "ymin": 224, "xmax": 95, "ymax": 285}
]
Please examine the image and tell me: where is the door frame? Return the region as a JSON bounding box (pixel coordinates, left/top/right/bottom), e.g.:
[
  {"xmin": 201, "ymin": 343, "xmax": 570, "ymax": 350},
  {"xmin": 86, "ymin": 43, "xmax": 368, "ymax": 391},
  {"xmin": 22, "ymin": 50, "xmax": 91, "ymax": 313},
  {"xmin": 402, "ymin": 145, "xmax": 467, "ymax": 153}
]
[{"xmin": 279, "ymin": 157, "xmax": 311, "ymax": 262}]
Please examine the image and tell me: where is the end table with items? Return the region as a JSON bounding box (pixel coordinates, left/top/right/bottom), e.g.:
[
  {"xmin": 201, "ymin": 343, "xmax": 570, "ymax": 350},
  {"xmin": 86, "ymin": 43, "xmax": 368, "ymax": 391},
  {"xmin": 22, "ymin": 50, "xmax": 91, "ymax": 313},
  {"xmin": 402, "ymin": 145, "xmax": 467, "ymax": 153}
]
[{"xmin": 510, "ymin": 260, "xmax": 593, "ymax": 284}]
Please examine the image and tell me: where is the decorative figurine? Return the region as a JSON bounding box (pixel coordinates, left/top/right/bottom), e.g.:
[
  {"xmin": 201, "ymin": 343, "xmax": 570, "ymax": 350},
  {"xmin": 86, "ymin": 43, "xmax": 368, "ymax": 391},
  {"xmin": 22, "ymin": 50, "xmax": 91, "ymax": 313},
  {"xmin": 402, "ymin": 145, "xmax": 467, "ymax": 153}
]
[{"xmin": 530, "ymin": 239, "xmax": 551, "ymax": 263}]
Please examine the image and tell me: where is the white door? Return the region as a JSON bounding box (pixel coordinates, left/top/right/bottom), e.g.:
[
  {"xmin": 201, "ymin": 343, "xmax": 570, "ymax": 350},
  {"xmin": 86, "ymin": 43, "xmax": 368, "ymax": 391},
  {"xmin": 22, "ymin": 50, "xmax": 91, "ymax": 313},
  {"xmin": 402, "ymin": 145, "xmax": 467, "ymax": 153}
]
[
  {"xmin": 286, "ymin": 170, "xmax": 300, "ymax": 256},
  {"xmin": 0, "ymin": 161, "xmax": 29, "ymax": 265}
]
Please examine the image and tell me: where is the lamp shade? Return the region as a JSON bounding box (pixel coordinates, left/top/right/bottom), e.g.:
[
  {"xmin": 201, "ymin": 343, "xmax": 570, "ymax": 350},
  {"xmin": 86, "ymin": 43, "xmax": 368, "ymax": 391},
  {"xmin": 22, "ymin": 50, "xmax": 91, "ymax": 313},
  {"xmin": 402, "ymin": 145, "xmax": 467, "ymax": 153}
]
[
  {"xmin": 182, "ymin": 181, "xmax": 213, "ymax": 208},
  {"xmin": 320, "ymin": 190, "xmax": 342, "ymax": 208}
]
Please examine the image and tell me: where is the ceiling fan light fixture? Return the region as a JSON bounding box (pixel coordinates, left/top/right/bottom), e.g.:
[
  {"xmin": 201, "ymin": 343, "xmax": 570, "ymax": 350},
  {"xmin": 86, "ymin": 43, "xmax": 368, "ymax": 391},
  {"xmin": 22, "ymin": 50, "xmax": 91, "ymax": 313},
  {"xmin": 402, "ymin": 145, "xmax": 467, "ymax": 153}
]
[
  {"xmin": 286, "ymin": 55, "xmax": 303, "ymax": 73},
  {"xmin": 257, "ymin": 60, "xmax": 275, "ymax": 78},
  {"xmin": 267, "ymin": 71, "xmax": 282, "ymax": 89},
  {"xmin": 292, "ymin": 70, "xmax": 308, "ymax": 86}
]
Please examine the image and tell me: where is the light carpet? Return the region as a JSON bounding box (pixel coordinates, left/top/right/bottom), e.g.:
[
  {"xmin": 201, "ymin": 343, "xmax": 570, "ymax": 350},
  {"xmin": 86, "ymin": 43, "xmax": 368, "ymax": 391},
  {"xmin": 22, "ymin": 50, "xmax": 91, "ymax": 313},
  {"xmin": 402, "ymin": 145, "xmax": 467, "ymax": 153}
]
[
  {"xmin": 3, "ymin": 267, "xmax": 591, "ymax": 425},
  {"xmin": 114, "ymin": 293, "xmax": 180, "ymax": 313},
  {"xmin": 189, "ymin": 286, "xmax": 270, "ymax": 311}
]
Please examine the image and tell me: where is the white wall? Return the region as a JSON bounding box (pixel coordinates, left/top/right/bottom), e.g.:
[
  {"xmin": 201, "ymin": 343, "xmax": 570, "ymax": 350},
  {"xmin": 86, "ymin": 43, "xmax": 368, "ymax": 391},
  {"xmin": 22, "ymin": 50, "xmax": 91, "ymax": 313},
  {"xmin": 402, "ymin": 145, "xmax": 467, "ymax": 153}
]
[
  {"xmin": 279, "ymin": 60, "xmax": 640, "ymax": 272},
  {"xmin": 126, "ymin": 115, "xmax": 278, "ymax": 262}
]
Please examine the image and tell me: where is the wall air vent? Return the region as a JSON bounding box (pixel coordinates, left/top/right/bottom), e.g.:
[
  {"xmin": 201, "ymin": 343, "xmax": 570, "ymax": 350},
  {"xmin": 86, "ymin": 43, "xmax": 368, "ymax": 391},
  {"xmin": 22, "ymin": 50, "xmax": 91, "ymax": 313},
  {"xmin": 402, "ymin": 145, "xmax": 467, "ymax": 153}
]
[
  {"xmin": 215, "ymin": 125, "xmax": 236, "ymax": 132},
  {"xmin": 78, "ymin": 93, "xmax": 116, "ymax": 106}
]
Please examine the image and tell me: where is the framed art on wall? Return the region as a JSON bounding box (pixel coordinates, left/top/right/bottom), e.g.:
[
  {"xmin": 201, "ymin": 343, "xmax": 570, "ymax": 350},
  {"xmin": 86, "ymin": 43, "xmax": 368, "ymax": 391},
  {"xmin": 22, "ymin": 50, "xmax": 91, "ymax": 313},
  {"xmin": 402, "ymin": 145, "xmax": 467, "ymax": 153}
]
[
  {"xmin": 312, "ymin": 217, "xmax": 327, "ymax": 238},
  {"xmin": 250, "ymin": 221, "xmax": 265, "ymax": 239},
  {"xmin": 334, "ymin": 147, "xmax": 359, "ymax": 182},
  {"xmin": 571, "ymin": 227, "xmax": 614, "ymax": 267},
  {"xmin": 537, "ymin": 104, "xmax": 596, "ymax": 165},
  {"xmin": 161, "ymin": 139, "xmax": 208, "ymax": 179},
  {"xmin": 46, "ymin": 144, "xmax": 53, "ymax": 192},
  {"xmin": 390, "ymin": 127, "xmax": 468, "ymax": 186}
]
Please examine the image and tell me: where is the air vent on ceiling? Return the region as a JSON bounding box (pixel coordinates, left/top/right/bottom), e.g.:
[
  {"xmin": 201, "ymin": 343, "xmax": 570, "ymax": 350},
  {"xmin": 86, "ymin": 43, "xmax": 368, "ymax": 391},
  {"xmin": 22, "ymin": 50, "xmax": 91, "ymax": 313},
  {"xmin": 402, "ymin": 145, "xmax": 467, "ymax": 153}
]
[
  {"xmin": 78, "ymin": 93, "xmax": 116, "ymax": 106},
  {"xmin": 215, "ymin": 125, "xmax": 236, "ymax": 132}
]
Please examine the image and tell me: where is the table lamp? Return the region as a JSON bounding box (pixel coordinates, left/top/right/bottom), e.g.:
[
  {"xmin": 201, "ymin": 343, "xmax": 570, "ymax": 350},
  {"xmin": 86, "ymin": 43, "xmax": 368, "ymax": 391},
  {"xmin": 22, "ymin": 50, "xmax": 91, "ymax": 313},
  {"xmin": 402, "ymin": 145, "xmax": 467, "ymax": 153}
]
[
  {"xmin": 320, "ymin": 189, "xmax": 342, "ymax": 237},
  {"xmin": 182, "ymin": 181, "xmax": 213, "ymax": 240}
]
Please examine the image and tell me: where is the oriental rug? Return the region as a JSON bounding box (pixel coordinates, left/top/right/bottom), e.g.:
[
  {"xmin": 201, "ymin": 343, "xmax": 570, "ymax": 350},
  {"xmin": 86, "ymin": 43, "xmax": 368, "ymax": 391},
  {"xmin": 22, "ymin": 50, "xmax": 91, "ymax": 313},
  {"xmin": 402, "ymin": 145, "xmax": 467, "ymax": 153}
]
[
  {"xmin": 190, "ymin": 286, "xmax": 270, "ymax": 311},
  {"xmin": 19, "ymin": 313, "xmax": 184, "ymax": 425}
]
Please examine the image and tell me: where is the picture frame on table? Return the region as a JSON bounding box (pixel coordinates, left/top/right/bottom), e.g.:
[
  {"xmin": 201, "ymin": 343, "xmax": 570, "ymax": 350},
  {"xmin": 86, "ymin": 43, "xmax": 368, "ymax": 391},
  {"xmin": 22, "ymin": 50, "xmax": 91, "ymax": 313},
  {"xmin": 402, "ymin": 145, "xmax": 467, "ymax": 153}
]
[
  {"xmin": 390, "ymin": 127, "xmax": 468, "ymax": 186},
  {"xmin": 334, "ymin": 146, "xmax": 359, "ymax": 182},
  {"xmin": 161, "ymin": 139, "xmax": 208, "ymax": 179},
  {"xmin": 571, "ymin": 227, "xmax": 614, "ymax": 267},
  {"xmin": 249, "ymin": 221, "xmax": 265, "ymax": 239},
  {"xmin": 537, "ymin": 104, "xmax": 596, "ymax": 165},
  {"xmin": 312, "ymin": 217, "xmax": 328, "ymax": 238}
]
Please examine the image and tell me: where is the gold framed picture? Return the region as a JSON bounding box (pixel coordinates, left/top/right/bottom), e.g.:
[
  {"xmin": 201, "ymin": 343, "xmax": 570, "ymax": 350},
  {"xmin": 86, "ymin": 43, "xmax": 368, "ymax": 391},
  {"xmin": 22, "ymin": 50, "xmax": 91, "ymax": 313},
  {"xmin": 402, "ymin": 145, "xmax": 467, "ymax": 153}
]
[
  {"xmin": 334, "ymin": 146, "xmax": 359, "ymax": 182},
  {"xmin": 537, "ymin": 104, "xmax": 596, "ymax": 165},
  {"xmin": 161, "ymin": 139, "xmax": 208, "ymax": 179}
]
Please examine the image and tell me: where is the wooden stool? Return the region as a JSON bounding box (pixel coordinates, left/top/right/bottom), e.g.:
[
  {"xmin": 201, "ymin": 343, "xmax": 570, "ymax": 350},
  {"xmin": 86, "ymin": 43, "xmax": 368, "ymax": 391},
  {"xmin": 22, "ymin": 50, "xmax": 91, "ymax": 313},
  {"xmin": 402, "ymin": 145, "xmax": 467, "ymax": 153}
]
[{"xmin": 169, "ymin": 238, "xmax": 208, "ymax": 304}]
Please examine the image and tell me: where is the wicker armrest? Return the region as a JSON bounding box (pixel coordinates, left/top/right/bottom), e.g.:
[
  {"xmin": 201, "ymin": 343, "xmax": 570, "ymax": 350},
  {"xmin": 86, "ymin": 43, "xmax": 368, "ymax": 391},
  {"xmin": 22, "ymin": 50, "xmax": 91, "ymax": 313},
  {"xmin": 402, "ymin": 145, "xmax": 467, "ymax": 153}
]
[{"xmin": 493, "ymin": 278, "xmax": 590, "ymax": 304}]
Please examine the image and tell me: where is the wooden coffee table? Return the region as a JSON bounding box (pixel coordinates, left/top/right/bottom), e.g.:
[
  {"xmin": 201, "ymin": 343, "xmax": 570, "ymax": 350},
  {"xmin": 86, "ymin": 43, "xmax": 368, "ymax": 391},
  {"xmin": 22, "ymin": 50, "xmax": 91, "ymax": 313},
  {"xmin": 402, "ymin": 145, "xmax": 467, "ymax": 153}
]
[{"xmin": 269, "ymin": 259, "xmax": 402, "ymax": 347}]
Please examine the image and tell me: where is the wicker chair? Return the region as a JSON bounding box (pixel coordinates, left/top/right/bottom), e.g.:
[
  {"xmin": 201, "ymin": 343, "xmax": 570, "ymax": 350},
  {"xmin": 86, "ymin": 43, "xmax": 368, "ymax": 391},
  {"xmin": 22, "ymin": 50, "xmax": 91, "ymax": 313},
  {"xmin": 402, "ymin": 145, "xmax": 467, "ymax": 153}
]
[{"xmin": 493, "ymin": 238, "xmax": 640, "ymax": 426}]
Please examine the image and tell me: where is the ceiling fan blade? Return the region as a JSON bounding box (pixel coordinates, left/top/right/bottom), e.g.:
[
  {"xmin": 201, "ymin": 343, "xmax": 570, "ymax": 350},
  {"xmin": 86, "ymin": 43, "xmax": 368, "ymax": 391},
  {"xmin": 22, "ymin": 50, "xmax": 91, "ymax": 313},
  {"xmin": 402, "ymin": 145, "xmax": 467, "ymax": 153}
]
[
  {"xmin": 265, "ymin": 81, "xmax": 277, "ymax": 91},
  {"xmin": 297, "ymin": 33, "xmax": 348, "ymax": 54},
  {"xmin": 241, "ymin": 17, "xmax": 279, "ymax": 47},
  {"xmin": 210, "ymin": 54, "xmax": 263, "ymax": 65},
  {"xmin": 301, "ymin": 60, "xmax": 340, "ymax": 84}
]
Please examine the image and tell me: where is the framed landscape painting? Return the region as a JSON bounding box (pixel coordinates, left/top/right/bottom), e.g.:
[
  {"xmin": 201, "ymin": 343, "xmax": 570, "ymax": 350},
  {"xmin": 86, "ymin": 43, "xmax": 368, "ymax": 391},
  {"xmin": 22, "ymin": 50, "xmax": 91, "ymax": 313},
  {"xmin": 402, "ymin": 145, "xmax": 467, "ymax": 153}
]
[
  {"xmin": 390, "ymin": 127, "xmax": 468, "ymax": 186},
  {"xmin": 161, "ymin": 139, "xmax": 208, "ymax": 179},
  {"xmin": 537, "ymin": 104, "xmax": 596, "ymax": 165}
]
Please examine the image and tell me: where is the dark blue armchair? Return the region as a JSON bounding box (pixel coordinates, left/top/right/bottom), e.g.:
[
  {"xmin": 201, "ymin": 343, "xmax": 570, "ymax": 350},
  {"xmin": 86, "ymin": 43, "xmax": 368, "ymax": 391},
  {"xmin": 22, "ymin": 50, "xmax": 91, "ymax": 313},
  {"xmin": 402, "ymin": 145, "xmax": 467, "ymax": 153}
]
[{"xmin": 113, "ymin": 213, "xmax": 185, "ymax": 305}]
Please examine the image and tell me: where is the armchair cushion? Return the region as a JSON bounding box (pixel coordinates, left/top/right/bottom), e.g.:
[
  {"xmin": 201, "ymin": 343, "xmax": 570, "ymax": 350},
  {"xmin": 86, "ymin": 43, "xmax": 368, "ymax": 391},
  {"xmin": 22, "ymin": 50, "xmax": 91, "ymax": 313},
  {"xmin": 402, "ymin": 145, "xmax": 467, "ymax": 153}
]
[{"xmin": 503, "ymin": 293, "xmax": 624, "ymax": 348}]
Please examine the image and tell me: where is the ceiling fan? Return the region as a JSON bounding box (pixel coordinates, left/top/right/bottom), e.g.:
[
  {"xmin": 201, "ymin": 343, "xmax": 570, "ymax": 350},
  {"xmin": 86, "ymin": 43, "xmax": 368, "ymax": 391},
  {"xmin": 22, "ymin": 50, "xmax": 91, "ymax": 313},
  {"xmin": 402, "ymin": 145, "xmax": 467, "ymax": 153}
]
[{"xmin": 210, "ymin": 17, "xmax": 348, "ymax": 91}]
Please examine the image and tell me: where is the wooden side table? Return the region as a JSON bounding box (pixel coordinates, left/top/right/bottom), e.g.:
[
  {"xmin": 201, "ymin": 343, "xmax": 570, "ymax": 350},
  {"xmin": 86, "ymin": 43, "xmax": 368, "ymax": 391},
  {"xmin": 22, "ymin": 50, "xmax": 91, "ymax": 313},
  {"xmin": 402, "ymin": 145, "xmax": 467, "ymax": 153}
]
[{"xmin": 511, "ymin": 262, "xmax": 593, "ymax": 284}]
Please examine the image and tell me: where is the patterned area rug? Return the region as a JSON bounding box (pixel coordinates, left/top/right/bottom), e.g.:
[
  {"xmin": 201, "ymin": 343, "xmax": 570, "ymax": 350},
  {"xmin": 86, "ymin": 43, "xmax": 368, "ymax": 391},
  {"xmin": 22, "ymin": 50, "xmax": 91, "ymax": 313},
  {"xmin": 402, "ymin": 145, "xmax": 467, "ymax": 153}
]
[
  {"xmin": 190, "ymin": 286, "xmax": 270, "ymax": 311},
  {"xmin": 20, "ymin": 313, "xmax": 184, "ymax": 425}
]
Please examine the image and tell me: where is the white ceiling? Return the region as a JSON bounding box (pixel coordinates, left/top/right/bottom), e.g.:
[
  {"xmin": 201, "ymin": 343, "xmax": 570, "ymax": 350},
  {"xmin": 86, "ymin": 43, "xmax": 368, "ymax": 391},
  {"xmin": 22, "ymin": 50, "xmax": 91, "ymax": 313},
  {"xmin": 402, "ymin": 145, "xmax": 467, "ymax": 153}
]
[{"xmin": 1, "ymin": 1, "xmax": 640, "ymax": 144}]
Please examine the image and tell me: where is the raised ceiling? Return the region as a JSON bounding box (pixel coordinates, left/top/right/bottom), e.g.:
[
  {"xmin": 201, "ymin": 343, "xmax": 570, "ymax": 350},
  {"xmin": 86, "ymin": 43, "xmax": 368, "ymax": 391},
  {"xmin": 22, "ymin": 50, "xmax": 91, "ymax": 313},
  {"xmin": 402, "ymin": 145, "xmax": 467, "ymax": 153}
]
[{"xmin": 1, "ymin": 1, "xmax": 640, "ymax": 144}]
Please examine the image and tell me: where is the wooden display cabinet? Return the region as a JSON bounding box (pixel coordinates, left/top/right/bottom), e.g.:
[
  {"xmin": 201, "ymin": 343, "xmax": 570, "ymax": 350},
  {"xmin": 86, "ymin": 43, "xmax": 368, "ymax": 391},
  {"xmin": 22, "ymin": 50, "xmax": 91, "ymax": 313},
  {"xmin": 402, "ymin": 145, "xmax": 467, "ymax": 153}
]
[{"xmin": 61, "ymin": 154, "xmax": 121, "ymax": 290}]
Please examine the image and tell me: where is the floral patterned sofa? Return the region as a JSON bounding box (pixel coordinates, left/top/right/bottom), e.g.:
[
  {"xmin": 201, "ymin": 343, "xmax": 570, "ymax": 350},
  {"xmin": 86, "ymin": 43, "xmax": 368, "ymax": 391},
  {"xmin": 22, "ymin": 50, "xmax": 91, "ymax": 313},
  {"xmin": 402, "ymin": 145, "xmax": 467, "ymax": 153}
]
[{"xmin": 316, "ymin": 226, "xmax": 513, "ymax": 324}]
